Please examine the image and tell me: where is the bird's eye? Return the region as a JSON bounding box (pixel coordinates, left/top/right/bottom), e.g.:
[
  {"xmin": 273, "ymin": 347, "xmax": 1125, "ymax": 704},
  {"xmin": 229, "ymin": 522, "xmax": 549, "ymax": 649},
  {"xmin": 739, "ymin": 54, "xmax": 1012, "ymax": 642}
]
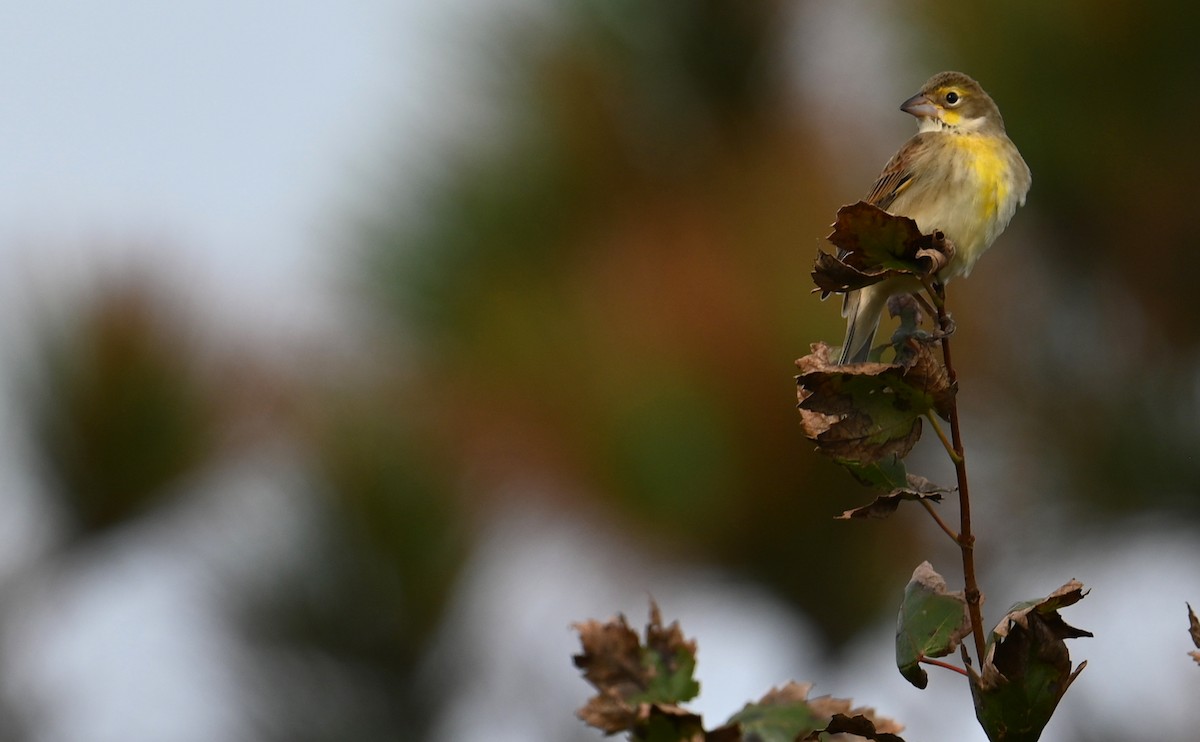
[{"xmin": 945, "ymin": 91, "xmax": 961, "ymax": 106}]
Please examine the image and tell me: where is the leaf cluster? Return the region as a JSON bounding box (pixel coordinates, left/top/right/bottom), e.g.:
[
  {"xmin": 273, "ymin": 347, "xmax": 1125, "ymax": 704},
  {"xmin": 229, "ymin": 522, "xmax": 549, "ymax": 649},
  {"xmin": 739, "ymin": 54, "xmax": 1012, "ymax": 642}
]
[
  {"xmin": 573, "ymin": 603, "xmax": 903, "ymax": 742},
  {"xmin": 891, "ymin": 566, "xmax": 1092, "ymax": 741}
]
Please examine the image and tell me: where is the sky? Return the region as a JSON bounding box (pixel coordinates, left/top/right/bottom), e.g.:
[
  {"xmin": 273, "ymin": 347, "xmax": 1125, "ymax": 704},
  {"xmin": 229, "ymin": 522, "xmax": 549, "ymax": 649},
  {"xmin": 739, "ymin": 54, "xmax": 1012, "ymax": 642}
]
[{"xmin": 0, "ymin": 2, "xmax": 448, "ymax": 339}]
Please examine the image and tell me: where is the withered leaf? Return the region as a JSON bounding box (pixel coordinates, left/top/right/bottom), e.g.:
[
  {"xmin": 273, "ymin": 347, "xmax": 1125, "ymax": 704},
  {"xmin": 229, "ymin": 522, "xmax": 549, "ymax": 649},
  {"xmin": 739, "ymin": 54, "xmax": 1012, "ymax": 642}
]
[
  {"xmin": 837, "ymin": 475, "xmax": 950, "ymax": 520},
  {"xmin": 716, "ymin": 682, "xmax": 904, "ymax": 742},
  {"xmin": 814, "ymin": 202, "xmax": 955, "ymax": 295},
  {"xmin": 813, "ymin": 249, "xmax": 891, "ymax": 295},
  {"xmin": 573, "ymin": 613, "xmax": 643, "ymax": 696},
  {"xmin": 796, "ymin": 345, "xmax": 920, "ymax": 464},
  {"xmin": 796, "ymin": 342, "xmax": 955, "ymax": 468},
  {"xmin": 972, "ymin": 581, "xmax": 1091, "ymax": 742},
  {"xmin": 573, "ymin": 601, "xmax": 701, "ymax": 736},
  {"xmin": 704, "ymin": 726, "xmax": 742, "ymax": 742},
  {"xmin": 894, "ymin": 339, "xmax": 956, "ymax": 421},
  {"xmin": 802, "ymin": 713, "xmax": 907, "ymax": 742},
  {"xmin": 805, "ymin": 691, "xmax": 905, "ymax": 742},
  {"xmin": 1189, "ymin": 603, "xmax": 1200, "ymax": 665},
  {"xmin": 578, "ymin": 688, "xmax": 639, "ymax": 734},
  {"xmin": 895, "ymin": 562, "xmax": 972, "ymax": 689},
  {"xmin": 637, "ymin": 703, "xmax": 706, "ymax": 742},
  {"xmin": 573, "ymin": 613, "xmax": 644, "ymax": 733}
]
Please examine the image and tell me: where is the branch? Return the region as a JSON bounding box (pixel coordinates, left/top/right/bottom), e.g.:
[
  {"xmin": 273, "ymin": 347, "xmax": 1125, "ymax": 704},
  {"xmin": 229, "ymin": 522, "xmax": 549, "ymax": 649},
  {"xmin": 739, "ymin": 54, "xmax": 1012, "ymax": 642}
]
[{"xmin": 928, "ymin": 282, "xmax": 987, "ymax": 666}]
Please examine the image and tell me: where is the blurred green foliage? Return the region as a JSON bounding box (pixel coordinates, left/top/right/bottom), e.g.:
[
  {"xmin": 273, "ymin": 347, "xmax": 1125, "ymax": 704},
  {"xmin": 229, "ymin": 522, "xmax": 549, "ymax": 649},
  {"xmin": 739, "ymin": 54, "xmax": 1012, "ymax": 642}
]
[
  {"xmin": 240, "ymin": 385, "xmax": 467, "ymax": 742},
  {"xmin": 29, "ymin": 284, "xmax": 218, "ymax": 537},
  {"xmin": 365, "ymin": 0, "xmax": 926, "ymax": 646}
]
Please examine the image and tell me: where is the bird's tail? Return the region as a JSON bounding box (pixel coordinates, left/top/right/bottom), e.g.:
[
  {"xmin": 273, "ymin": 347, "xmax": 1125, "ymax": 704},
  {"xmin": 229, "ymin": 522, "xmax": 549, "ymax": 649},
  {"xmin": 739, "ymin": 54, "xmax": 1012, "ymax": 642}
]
[{"xmin": 838, "ymin": 285, "xmax": 887, "ymax": 364}]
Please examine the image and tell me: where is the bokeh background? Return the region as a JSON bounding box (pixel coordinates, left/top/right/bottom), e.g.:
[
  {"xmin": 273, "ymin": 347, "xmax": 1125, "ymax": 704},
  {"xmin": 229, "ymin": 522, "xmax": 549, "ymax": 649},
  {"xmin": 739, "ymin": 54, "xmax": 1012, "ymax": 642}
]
[{"xmin": 3, "ymin": 2, "xmax": 1199, "ymax": 740}]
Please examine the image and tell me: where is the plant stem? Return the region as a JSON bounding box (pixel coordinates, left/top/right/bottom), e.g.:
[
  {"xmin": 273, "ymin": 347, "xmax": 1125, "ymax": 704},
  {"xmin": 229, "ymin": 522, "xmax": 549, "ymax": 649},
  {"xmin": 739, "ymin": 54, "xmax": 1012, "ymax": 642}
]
[
  {"xmin": 926, "ymin": 282, "xmax": 987, "ymax": 667},
  {"xmin": 919, "ymin": 655, "xmax": 970, "ymax": 678},
  {"xmin": 918, "ymin": 498, "xmax": 959, "ymax": 543},
  {"xmin": 926, "ymin": 413, "xmax": 962, "ymax": 465}
]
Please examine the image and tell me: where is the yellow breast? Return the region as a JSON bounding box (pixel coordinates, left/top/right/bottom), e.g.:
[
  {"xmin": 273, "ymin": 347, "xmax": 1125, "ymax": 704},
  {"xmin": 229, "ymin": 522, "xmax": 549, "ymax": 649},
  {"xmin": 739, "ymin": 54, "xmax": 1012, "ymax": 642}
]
[
  {"xmin": 957, "ymin": 135, "xmax": 1010, "ymax": 224},
  {"xmin": 889, "ymin": 133, "xmax": 1026, "ymax": 279}
]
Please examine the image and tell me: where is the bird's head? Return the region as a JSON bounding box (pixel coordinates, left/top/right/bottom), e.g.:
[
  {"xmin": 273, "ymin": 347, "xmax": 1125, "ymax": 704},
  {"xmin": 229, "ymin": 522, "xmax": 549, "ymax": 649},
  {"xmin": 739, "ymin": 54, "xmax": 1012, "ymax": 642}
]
[{"xmin": 901, "ymin": 71, "xmax": 1005, "ymax": 134}]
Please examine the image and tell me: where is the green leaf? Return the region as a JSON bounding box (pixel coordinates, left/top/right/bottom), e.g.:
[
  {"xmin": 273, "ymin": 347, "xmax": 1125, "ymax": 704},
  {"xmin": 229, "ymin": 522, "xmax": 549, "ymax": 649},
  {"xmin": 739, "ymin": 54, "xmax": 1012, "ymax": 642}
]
[
  {"xmin": 638, "ymin": 705, "xmax": 706, "ymax": 742},
  {"xmin": 725, "ymin": 700, "xmax": 820, "ymax": 741},
  {"xmin": 895, "ymin": 562, "xmax": 971, "ymax": 689},
  {"xmin": 716, "ymin": 682, "xmax": 906, "ymax": 742},
  {"xmin": 635, "ymin": 646, "xmax": 700, "ymax": 705},
  {"xmin": 638, "ymin": 602, "xmax": 700, "ymax": 704},
  {"xmin": 837, "ymin": 454, "xmax": 909, "ymax": 490},
  {"xmin": 715, "ymin": 681, "xmax": 902, "ymax": 739},
  {"xmin": 971, "ymin": 581, "xmax": 1091, "ymax": 742},
  {"xmin": 718, "ymin": 683, "xmax": 825, "ymax": 742}
]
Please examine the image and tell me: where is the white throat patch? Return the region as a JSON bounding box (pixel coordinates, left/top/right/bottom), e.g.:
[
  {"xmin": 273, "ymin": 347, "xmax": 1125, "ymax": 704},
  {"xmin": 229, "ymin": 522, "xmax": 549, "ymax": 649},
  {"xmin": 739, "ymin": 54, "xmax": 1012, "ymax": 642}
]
[{"xmin": 919, "ymin": 115, "xmax": 990, "ymax": 134}]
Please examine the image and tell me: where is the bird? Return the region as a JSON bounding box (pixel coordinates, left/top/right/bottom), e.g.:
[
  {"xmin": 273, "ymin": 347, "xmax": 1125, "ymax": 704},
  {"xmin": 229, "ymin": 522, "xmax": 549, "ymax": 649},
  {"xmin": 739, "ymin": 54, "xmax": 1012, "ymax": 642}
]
[{"xmin": 838, "ymin": 71, "xmax": 1031, "ymax": 364}]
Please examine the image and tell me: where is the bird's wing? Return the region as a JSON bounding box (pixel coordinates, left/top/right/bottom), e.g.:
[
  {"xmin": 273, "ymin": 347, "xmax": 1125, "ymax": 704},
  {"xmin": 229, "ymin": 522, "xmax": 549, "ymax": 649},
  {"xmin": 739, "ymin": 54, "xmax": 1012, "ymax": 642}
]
[
  {"xmin": 826, "ymin": 134, "xmax": 931, "ymax": 302},
  {"xmin": 864, "ymin": 133, "xmax": 930, "ymax": 210}
]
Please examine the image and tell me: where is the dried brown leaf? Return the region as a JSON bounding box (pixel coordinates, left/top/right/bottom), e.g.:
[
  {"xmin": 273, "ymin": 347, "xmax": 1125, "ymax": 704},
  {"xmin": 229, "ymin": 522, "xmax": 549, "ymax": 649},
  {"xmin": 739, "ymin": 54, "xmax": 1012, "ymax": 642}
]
[
  {"xmin": 572, "ymin": 601, "xmax": 701, "ymax": 736},
  {"xmin": 572, "ymin": 613, "xmax": 644, "ymax": 695},
  {"xmin": 716, "ymin": 682, "xmax": 903, "ymax": 742},
  {"xmin": 837, "ymin": 475, "xmax": 949, "ymax": 520},
  {"xmin": 646, "ymin": 601, "xmax": 697, "ymax": 675},
  {"xmin": 803, "ymin": 713, "xmax": 907, "ymax": 742},
  {"xmin": 986, "ymin": 582, "xmax": 1091, "ymax": 650},
  {"xmin": 814, "ymin": 202, "xmax": 955, "ymax": 295},
  {"xmin": 1187, "ymin": 603, "xmax": 1200, "ymax": 665},
  {"xmin": 700, "ymin": 720, "xmax": 739, "ymax": 739},
  {"xmin": 758, "ymin": 680, "xmax": 814, "ymax": 706},
  {"xmin": 806, "ymin": 692, "xmax": 905, "ymax": 741},
  {"xmin": 796, "ymin": 342, "xmax": 955, "ymax": 466},
  {"xmin": 895, "ymin": 340, "xmax": 956, "ymax": 421},
  {"xmin": 578, "ymin": 688, "xmax": 638, "ymax": 734},
  {"xmin": 812, "ymin": 250, "xmax": 891, "ymax": 295},
  {"xmin": 796, "ymin": 345, "xmax": 921, "ymax": 463},
  {"xmin": 639, "ymin": 703, "xmax": 706, "ymax": 742}
]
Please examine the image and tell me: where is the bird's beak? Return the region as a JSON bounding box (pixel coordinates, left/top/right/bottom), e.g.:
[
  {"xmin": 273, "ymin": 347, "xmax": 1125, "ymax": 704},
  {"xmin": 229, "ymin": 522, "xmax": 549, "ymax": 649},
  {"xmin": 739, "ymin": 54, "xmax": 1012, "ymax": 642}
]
[{"xmin": 900, "ymin": 92, "xmax": 938, "ymax": 119}]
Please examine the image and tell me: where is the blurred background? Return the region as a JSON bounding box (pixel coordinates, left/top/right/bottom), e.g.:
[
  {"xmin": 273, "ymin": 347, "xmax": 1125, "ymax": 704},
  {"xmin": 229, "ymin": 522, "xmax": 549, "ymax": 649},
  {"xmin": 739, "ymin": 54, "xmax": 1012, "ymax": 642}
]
[{"xmin": 2, "ymin": 1, "xmax": 1199, "ymax": 740}]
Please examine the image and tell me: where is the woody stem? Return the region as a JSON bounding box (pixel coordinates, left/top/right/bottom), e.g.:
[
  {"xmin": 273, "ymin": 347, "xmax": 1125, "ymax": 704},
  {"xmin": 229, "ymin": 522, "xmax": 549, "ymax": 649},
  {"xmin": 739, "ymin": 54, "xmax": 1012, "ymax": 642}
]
[{"xmin": 929, "ymin": 282, "xmax": 987, "ymax": 667}]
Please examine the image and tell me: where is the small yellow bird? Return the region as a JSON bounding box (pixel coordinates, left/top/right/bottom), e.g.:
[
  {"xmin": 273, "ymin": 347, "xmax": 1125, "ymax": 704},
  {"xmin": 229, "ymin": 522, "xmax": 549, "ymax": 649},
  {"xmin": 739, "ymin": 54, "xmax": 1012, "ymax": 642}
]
[{"xmin": 839, "ymin": 71, "xmax": 1031, "ymax": 364}]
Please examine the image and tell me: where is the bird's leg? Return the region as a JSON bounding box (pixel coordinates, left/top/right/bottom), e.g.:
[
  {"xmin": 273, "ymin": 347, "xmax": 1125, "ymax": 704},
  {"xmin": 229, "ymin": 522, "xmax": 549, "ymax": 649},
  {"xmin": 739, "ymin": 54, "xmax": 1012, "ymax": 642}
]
[
  {"xmin": 919, "ymin": 278, "xmax": 956, "ymax": 340},
  {"xmin": 910, "ymin": 291, "xmax": 938, "ymax": 323}
]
